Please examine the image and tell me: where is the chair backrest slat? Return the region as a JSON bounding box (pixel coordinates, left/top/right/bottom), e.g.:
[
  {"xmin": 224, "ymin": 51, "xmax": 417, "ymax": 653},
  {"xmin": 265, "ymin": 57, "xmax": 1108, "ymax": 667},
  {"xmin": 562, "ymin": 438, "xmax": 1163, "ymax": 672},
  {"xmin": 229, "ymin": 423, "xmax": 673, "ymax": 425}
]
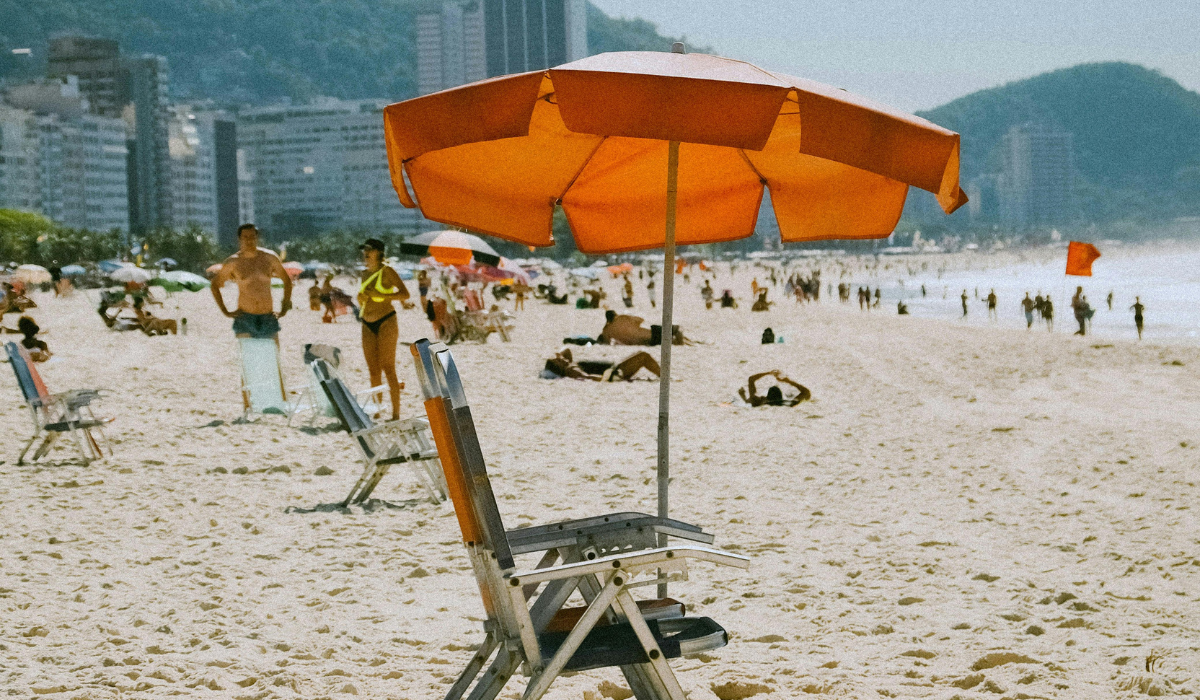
[
  {"xmin": 5, "ymin": 342, "xmax": 40, "ymax": 405},
  {"xmin": 319, "ymin": 374, "xmax": 374, "ymax": 434},
  {"xmin": 425, "ymin": 344, "xmax": 515, "ymax": 571}
]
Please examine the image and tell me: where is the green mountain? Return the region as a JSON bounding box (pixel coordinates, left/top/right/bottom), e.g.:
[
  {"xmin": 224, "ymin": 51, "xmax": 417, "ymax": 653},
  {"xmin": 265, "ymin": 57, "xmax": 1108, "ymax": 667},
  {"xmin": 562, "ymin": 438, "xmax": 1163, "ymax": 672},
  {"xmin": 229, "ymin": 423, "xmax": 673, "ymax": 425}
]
[
  {"xmin": 0, "ymin": 0, "xmax": 699, "ymax": 104},
  {"xmin": 917, "ymin": 62, "xmax": 1200, "ymax": 222}
]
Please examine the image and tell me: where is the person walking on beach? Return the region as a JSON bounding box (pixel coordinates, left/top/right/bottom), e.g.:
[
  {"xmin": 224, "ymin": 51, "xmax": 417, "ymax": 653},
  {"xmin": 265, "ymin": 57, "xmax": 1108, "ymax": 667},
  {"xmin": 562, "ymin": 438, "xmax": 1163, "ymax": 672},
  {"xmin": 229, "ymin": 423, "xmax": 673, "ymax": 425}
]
[
  {"xmin": 873, "ymin": 288, "xmax": 881, "ymax": 308},
  {"xmin": 961, "ymin": 289, "xmax": 969, "ymax": 318},
  {"xmin": 357, "ymin": 238, "xmax": 410, "ymax": 421},
  {"xmin": 1071, "ymin": 286, "xmax": 1090, "ymax": 336},
  {"xmin": 987, "ymin": 289, "xmax": 998, "ymax": 320},
  {"xmin": 1043, "ymin": 295, "xmax": 1054, "ymax": 331},
  {"xmin": 1022, "ymin": 293, "xmax": 1036, "ymax": 329},
  {"xmin": 1131, "ymin": 297, "xmax": 1145, "ymax": 340},
  {"xmin": 211, "ymin": 224, "xmax": 292, "ymax": 339}
]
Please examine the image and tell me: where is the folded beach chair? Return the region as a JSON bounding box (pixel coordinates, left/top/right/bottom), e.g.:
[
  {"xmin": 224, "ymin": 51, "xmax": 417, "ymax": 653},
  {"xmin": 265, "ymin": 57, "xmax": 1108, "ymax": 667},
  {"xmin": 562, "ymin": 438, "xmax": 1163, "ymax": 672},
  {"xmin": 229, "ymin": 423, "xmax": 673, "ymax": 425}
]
[
  {"xmin": 410, "ymin": 339, "xmax": 749, "ymax": 700},
  {"xmin": 5, "ymin": 342, "xmax": 111, "ymax": 464},
  {"xmin": 238, "ymin": 338, "xmax": 288, "ymax": 417},
  {"xmin": 316, "ymin": 360, "xmax": 446, "ymax": 506},
  {"xmin": 286, "ymin": 346, "xmax": 385, "ymax": 427}
]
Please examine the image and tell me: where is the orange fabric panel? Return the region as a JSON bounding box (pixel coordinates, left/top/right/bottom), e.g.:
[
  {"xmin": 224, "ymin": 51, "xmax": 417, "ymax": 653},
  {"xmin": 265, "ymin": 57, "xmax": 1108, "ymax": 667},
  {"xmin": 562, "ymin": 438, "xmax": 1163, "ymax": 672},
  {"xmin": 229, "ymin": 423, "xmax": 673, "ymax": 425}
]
[
  {"xmin": 382, "ymin": 71, "xmax": 544, "ymax": 161},
  {"xmin": 424, "ymin": 397, "xmax": 482, "ymax": 545},
  {"xmin": 553, "ymin": 54, "xmax": 789, "ymax": 150},
  {"xmin": 746, "ymin": 116, "xmax": 909, "ymax": 241},
  {"xmin": 1066, "ymin": 241, "xmax": 1101, "ymax": 276},
  {"xmin": 562, "ymin": 138, "xmax": 763, "ymax": 253},
  {"xmin": 404, "ymin": 93, "xmax": 602, "ymax": 247},
  {"xmin": 20, "ymin": 346, "xmax": 51, "ymax": 401}
]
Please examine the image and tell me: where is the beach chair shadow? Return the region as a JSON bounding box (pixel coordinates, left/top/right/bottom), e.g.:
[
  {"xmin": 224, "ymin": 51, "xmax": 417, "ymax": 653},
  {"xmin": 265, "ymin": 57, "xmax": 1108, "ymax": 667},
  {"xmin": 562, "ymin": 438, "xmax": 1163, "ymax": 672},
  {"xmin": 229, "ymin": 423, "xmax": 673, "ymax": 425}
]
[
  {"xmin": 411, "ymin": 339, "xmax": 749, "ymax": 700},
  {"xmin": 315, "ymin": 359, "xmax": 447, "ymax": 507},
  {"xmin": 5, "ymin": 342, "xmax": 112, "ymax": 465}
]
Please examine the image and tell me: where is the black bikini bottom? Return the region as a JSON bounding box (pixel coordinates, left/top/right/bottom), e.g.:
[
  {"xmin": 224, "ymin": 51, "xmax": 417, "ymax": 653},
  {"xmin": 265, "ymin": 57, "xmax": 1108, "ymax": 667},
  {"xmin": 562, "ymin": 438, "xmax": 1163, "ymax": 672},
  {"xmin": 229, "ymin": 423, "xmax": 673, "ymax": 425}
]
[{"xmin": 362, "ymin": 311, "xmax": 396, "ymax": 335}]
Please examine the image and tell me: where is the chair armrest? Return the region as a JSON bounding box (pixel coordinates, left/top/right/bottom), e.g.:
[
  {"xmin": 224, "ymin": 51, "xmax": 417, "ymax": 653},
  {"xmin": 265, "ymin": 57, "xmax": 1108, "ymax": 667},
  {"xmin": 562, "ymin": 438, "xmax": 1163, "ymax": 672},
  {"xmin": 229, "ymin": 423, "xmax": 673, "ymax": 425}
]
[
  {"xmin": 506, "ymin": 546, "xmax": 749, "ymax": 587},
  {"xmin": 507, "ymin": 516, "xmax": 714, "ymax": 555},
  {"xmin": 510, "ymin": 511, "xmax": 705, "ymax": 538}
]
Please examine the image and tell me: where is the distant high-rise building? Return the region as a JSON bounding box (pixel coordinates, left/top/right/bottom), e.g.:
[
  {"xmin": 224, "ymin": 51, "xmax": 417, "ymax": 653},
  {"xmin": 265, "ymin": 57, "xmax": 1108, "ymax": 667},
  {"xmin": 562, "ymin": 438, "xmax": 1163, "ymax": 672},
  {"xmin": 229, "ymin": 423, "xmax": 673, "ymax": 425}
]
[
  {"xmin": 0, "ymin": 104, "xmax": 41, "ymax": 213},
  {"xmin": 236, "ymin": 99, "xmax": 431, "ymax": 238},
  {"xmin": 1, "ymin": 77, "xmax": 128, "ymax": 232},
  {"xmin": 212, "ymin": 118, "xmax": 240, "ymax": 245},
  {"xmin": 167, "ymin": 105, "xmax": 218, "ymax": 234},
  {"xmin": 999, "ymin": 123, "xmax": 1074, "ymax": 228},
  {"xmin": 236, "ymin": 148, "xmax": 255, "ymax": 230},
  {"xmin": 417, "ymin": 0, "xmax": 585, "ymax": 95},
  {"xmin": 47, "ymin": 37, "xmax": 172, "ymax": 235}
]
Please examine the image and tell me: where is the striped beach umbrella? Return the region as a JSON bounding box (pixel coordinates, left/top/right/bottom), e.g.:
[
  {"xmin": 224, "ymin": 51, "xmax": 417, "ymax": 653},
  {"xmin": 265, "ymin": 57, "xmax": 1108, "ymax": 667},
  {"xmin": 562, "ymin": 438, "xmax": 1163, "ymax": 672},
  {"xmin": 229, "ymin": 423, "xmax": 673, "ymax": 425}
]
[{"xmin": 399, "ymin": 230, "xmax": 501, "ymax": 267}]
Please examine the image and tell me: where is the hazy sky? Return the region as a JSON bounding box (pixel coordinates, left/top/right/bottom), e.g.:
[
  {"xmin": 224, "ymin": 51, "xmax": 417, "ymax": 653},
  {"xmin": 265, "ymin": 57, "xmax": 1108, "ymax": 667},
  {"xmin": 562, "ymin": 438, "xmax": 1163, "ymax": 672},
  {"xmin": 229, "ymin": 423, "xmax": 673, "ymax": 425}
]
[{"xmin": 589, "ymin": 0, "xmax": 1200, "ymax": 112}]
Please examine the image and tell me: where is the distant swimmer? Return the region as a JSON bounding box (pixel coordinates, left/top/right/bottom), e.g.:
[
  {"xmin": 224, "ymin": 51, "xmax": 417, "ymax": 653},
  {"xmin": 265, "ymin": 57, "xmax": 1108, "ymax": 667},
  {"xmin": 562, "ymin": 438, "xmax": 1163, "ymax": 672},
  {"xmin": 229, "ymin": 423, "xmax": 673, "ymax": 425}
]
[
  {"xmin": 987, "ymin": 289, "xmax": 998, "ymax": 320},
  {"xmin": 1071, "ymin": 286, "xmax": 1092, "ymax": 336},
  {"xmin": 961, "ymin": 290, "xmax": 969, "ymax": 318},
  {"xmin": 921, "ymin": 284, "xmax": 926, "ymax": 297},
  {"xmin": 1131, "ymin": 297, "xmax": 1145, "ymax": 340},
  {"xmin": 1107, "ymin": 290, "xmax": 1114, "ymax": 311},
  {"xmin": 1022, "ymin": 293, "xmax": 1036, "ymax": 328},
  {"xmin": 897, "ymin": 300, "xmax": 909, "ymax": 315}
]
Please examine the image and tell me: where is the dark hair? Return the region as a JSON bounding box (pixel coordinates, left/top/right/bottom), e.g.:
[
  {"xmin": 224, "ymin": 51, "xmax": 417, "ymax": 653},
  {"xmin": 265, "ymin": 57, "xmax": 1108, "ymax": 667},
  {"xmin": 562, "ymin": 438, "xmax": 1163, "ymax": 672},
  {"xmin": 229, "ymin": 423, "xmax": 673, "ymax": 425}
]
[
  {"xmin": 605, "ymin": 310, "xmax": 617, "ymax": 323},
  {"xmin": 766, "ymin": 385, "xmax": 784, "ymax": 406},
  {"xmin": 17, "ymin": 315, "xmax": 39, "ymax": 337},
  {"xmin": 237, "ymin": 223, "xmax": 257, "ymax": 237}
]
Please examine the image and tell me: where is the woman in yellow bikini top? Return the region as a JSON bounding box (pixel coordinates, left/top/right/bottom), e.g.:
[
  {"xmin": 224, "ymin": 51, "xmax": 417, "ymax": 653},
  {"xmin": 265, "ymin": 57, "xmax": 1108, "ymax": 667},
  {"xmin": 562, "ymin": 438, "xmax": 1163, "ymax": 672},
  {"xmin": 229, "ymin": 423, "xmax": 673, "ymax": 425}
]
[{"xmin": 357, "ymin": 238, "xmax": 410, "ymax": 421}]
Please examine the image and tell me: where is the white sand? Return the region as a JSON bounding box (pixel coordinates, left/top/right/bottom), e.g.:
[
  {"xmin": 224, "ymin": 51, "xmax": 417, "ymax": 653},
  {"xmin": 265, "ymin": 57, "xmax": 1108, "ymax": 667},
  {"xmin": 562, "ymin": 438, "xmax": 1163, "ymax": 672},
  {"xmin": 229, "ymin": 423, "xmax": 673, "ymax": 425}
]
[{"xmin": 1, "ymin": 264, "xmax": 1198, "ymax": 699}]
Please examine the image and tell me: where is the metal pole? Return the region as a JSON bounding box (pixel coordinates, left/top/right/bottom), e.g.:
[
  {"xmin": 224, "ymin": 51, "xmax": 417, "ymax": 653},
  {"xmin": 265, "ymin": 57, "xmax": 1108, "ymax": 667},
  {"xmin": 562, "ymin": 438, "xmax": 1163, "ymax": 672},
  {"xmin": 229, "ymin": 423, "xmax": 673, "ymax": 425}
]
[{"xmin": 657, "ymin": 139, "xmax": 679, "ymax": 598}]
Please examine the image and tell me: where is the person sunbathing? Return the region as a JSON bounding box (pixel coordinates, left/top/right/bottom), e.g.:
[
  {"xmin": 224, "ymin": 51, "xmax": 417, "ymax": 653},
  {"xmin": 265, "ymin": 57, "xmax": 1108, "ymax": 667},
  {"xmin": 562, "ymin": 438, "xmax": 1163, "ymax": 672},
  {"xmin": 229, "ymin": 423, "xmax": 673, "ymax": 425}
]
[
  {"xmin": 597, "ymin": 309, "xmax": 653, "ymax": 345},
  {"xmin": 751, "ymin": 291, "xmax": 773, "ymax": 312},
  {"xmin": 132, "ymin": 297, "xmax": 178, "ymax": 335},
  {"xmin": 739, "ymin": 370, "xmax": 811, "ymax": 407},
  {"xmin": 17, "ymin": 315, "xmax": 51, "ymax": 362},
  {"xmin": 542, "ymin": 348, "xmax": 661, "ymax": 381}
]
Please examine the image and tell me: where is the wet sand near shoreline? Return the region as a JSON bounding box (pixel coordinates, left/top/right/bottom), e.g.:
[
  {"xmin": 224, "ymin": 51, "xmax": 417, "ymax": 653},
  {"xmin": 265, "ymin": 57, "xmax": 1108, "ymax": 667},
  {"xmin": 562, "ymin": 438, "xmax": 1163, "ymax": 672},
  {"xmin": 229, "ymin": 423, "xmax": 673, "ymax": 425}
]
[{"xmin": 1, "ymin": 268, "xmax": 1198, "ymax": 698}]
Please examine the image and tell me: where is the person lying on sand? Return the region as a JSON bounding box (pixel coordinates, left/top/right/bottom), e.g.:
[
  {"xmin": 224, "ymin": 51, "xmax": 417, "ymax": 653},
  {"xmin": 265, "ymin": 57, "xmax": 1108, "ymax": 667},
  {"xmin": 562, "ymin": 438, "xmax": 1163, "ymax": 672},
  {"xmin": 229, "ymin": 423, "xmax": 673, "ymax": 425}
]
[
  {"xmin": 542, "ymin": 347, "xmax": 661, "ymax": 382},
  {"xmin": 751, "ymin": 291, "xmax": 772, "ymax": 312},
  {"xmin": 17, "ymin": 315, "xmax": 51, "ymax": 362},
  {"xmin": 739, "ymin": 370, "xmax": 812, "ymax": 407},
  {"xmin": 597, "ymin": 309, "xmax": 653, "ymax": 345},
  {"xmin": 133, "ymin": 297, "xmax": 178, "ymax": 335}
]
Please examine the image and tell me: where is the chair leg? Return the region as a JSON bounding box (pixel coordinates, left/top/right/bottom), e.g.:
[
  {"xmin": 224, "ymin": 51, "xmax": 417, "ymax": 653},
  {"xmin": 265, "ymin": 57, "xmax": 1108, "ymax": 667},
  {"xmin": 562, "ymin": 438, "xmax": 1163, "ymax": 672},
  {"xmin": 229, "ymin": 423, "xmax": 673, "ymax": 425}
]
[
  {"xmin": 445, "ymin": 631, "xmax": 499, "ymax": 700},
  {"xmin": 68, "ymin": 427, "xmax": 92, "ymax": 464},
  {"xmin": 18, "ymin": 431, "xmax": 42, "ymax": 465},
  {"xmin": 465, "ymin": 647, "xmax": 518, "ymax": 700},
  {"xmin": 613, "ymin": 591, "xmax": 688, "ymax": 700},
  {"xmin": 343, "ymin": 460, "xmax": 377, "ymax": 507},
  {"xmin": 31, "ymin": 431, "xmax": 58, "ymax": 462}
]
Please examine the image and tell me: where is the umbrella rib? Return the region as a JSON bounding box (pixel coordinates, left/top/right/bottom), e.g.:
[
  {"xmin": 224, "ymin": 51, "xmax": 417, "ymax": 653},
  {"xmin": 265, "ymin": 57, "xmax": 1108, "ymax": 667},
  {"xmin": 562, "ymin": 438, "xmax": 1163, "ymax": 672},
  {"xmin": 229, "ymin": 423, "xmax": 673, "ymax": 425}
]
[
  {"xmin": 737, "ymin": 148, "xmax": 769, "ymax": 186},
  {"xmin": 554, "ymin": 136, "xmax": 608, "ymax": 204}
]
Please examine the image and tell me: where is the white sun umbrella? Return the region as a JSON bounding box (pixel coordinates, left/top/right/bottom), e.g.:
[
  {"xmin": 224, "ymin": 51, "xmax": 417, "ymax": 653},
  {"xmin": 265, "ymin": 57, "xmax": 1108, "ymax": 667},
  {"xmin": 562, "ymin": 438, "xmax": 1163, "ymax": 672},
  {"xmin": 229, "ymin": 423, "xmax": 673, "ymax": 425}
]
[
  {"xmin": 14, "ymin": 264, "xmax": 51, "ymax": 285},
  {"xmin": 109, "ymin": 265, "xmax": 153, "ymax": 284}
]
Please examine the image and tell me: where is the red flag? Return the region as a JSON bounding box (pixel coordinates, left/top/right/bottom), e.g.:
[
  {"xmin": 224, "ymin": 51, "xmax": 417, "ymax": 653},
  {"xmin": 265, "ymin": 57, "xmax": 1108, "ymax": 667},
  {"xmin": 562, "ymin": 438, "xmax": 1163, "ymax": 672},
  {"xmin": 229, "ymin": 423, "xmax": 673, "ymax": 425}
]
[{"xmin": 1066, "ymin": 241, "xmax": 1101, "ymax": 276}]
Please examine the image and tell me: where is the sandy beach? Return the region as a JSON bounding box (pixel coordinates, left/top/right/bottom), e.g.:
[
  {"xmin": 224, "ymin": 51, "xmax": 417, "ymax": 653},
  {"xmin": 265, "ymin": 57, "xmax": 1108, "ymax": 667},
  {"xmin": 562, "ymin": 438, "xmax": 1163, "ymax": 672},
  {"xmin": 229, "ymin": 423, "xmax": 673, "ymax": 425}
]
[{"xmin": 2, "ymin": 260, "xmax": 1198, "ymax": 699}]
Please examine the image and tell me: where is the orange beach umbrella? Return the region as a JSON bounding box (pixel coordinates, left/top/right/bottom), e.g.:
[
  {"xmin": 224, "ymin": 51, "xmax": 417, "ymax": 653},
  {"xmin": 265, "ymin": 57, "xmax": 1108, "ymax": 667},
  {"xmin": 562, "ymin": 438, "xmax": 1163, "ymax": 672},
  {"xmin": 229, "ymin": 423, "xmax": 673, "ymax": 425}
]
[{"xmin": 383, "ymin": 45, "xmax": 966, "ymax": 526}]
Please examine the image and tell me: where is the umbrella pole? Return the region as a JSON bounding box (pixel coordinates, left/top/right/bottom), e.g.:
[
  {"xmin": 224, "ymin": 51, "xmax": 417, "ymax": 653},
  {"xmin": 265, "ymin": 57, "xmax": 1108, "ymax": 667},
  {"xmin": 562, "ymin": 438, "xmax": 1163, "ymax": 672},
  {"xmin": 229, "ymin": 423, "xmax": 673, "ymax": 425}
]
[{"xmin": 657, "ymin": 140, "xmax": 680, "ymax": 597}]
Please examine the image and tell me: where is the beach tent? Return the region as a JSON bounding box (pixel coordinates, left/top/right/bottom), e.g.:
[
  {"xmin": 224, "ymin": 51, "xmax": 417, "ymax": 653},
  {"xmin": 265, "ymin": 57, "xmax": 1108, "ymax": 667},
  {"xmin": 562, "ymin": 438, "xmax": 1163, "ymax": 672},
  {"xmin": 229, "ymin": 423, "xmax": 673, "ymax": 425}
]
[{"xmin": 383, "ymin": 46, "xmax": 965, "ymax": 533}]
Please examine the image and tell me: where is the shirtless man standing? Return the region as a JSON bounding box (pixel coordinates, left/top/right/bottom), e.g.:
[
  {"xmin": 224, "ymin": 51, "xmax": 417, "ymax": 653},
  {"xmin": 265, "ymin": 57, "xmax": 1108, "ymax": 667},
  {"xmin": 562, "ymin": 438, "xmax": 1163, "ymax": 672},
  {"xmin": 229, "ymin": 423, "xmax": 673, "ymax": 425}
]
[{"xmin": 211, "ymin": 224, "xmax": 292, "ymax": 339}]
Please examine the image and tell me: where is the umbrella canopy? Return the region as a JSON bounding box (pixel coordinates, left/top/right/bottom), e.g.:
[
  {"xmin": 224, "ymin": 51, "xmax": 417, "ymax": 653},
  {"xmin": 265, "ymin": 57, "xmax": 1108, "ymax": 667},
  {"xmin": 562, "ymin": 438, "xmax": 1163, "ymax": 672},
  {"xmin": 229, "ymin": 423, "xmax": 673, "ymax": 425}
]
[
  {"xmin": 281, "ymin": 261, "xmax": 304, "ymax": 280},
  {"xmin": 383, "ymin": 47, "xmax": 965, "ymax": 534},
  {"xmin": 109, "ymin": 265, "xmax": 153, "ymax": 283},
  {"xmin": 153, "ymin": 270, "xmax": 210, "ymax": 292},
  {"xmin": 399, "ymin": 230, "xmax": 502, "ymax": 266},
  {"xmin": 476, "ymin": 257, "xmax": 532, "ymax": 285},
  {"xmin": 60, "ymin": 264, "xmax": 87, "ymax": 277},
  {"xmin": 97, "ymin": 259, "xmax": 125, "ymax": 273},
  {"xmin": 156, "ymin": 257, "xmax": 179, "ymax": 269},
  {"xmin": 205, "ymin": 263, "xmax": 223, "ymax": 279},
  {"xmin": 14, "ymin": 264, "xmax": 51, "ymax": 285}
]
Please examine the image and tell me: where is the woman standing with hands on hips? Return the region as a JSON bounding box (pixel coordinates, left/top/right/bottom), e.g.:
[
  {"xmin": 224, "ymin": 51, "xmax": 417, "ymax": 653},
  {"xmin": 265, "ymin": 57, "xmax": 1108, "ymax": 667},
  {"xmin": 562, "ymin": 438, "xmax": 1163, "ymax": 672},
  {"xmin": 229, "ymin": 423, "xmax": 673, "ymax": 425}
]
[{"xmin": 357, "ymin": 238, "xmax": 410, "ymax": 421}]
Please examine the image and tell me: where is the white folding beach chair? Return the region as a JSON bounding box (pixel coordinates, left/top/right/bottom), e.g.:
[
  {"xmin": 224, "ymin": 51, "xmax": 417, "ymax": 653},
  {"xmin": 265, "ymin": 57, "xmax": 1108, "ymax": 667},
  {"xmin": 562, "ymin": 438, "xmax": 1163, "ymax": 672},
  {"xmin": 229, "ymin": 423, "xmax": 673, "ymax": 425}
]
[
  {"xmin": 287, "ymin": 358, "xmax": 385, "ymax": 427},
  {"xmin": 410, "ymin": 339, "xmax": 749, "ymax": 700},
  {"xmin": 238, "ymin": 338, "xmax": 288, "ymax": 417},
  {"xmin": 316, "ymin": 360, "xmax": 446, "ymax": 505}
]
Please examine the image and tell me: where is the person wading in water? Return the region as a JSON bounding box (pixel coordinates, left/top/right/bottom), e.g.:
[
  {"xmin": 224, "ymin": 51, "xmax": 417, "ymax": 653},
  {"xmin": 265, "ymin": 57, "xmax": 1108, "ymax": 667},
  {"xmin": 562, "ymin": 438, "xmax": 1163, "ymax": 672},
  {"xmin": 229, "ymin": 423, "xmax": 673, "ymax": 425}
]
[{"xmin": 357, "ymin": 238, "xmax": 410, "ymax": 421}]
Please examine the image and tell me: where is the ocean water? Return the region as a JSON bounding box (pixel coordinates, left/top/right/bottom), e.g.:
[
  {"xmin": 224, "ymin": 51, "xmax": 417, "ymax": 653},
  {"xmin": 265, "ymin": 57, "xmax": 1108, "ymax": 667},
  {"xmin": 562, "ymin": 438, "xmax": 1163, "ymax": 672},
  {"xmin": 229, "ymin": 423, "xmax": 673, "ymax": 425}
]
[{"xmin": 842, "ymin": 245, "xmax": 1200, "ymax": 343}]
